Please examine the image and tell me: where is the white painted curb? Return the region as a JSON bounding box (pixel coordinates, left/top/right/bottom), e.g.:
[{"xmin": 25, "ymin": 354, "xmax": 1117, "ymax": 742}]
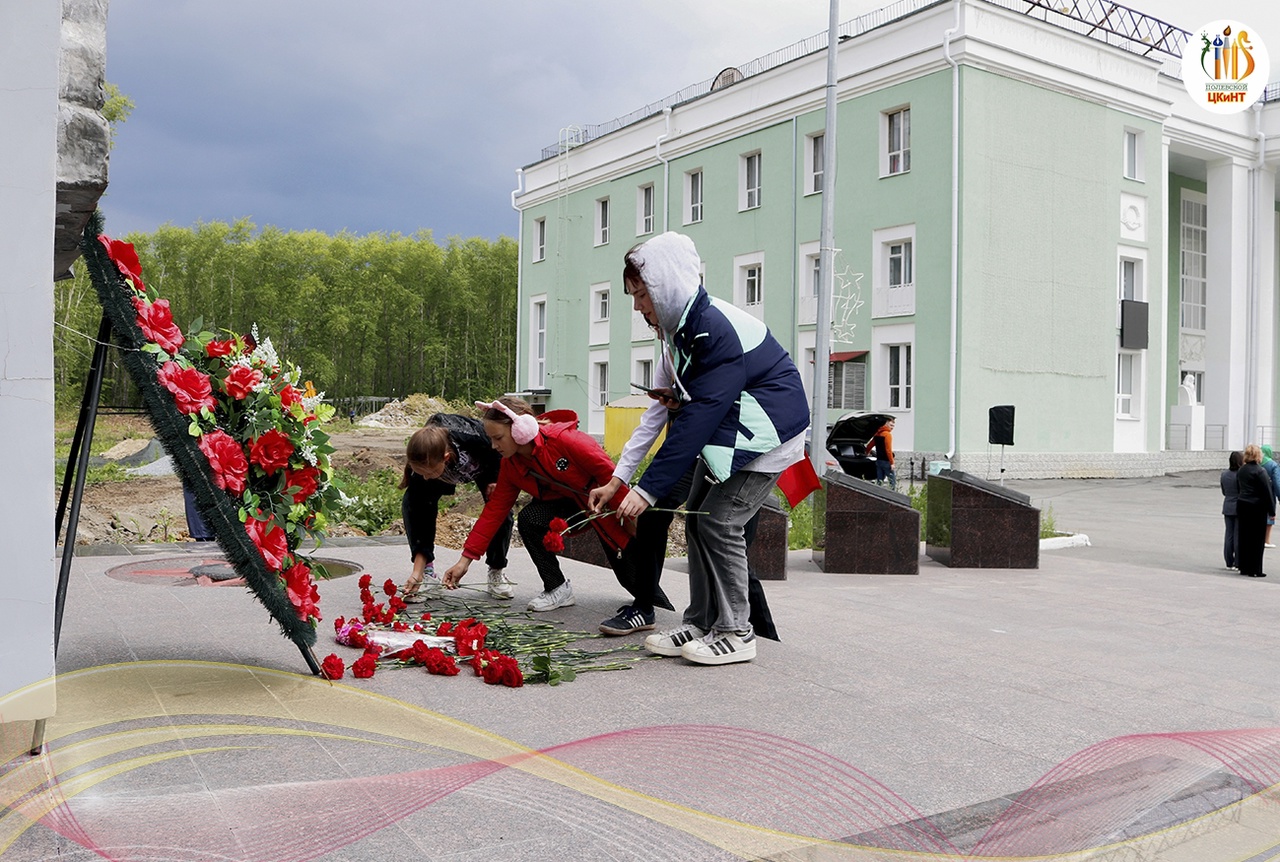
[{"xmin": 1040, "ymin": 533, "xmax": 1091, "ymax": 550}]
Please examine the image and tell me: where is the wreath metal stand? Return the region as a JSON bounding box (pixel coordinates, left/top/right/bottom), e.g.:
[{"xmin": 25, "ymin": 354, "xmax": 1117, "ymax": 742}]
[{"xmin": 30, "ymin": 315, "xmax": 320, "ymax": 756}]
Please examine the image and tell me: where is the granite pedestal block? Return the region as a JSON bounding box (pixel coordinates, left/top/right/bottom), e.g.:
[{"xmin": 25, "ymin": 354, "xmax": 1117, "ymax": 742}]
[
  {"xmin": 748, "ymin": 496, "xmax": 789, "ymax": 580},
  {"xmin": 813, "ymin": 471, "xmax": 920, "ymax": 574},
  {"xmin": 925, "ymin": 469, "xmax": 1039, "ymax": 568},
  {"xmin": 561, "ymin": 530, "xmax": 613, "ymax": 569}
]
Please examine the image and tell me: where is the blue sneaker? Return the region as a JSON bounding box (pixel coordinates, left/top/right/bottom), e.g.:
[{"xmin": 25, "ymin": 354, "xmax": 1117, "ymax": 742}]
[{"xmin": 598, "ymin": 605, "xmax": 655, "ymax": 636}]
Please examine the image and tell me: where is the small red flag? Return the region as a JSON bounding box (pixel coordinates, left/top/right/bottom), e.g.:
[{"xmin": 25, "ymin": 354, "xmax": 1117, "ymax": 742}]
[{"xmin": 775, "ymin": 458, "xmax": 822, "ymax": 507}]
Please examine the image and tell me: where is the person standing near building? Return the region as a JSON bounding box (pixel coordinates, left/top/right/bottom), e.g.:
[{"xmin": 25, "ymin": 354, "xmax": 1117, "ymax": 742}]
[
  {"xmin": 1221, "ymin": 450, "xmax": 1242, "ymax": 571},
  {"xmin": 1235, "ymin": 444, "xmax": 1273, "ymax": 578},
  {"xmin": 612, "ymin": 231, "xmax": 809, "ymax": 666},
  {"xmin": 1261, "ymin": 445, "xmax": 1280, "ymax": 548},
  {"xmin": 871, "ymin": 418, "xmax": 896, "ymax": 489}
]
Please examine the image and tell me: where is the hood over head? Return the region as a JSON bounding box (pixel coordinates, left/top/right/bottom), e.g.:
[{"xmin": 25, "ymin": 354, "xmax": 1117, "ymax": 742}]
[{"xmin": 629, "ymin": 232, "xmax": 702, "ymax": 333}]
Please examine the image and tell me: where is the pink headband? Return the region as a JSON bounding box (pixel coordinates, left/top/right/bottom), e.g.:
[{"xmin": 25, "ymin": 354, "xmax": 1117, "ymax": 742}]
[{"xmin": 475, "ymin": 400, "xmax": 540, "ymax": 445}]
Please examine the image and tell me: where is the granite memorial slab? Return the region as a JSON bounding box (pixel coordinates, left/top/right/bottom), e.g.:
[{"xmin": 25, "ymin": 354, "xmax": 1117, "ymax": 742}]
[
  {"xmin": 814, "ymin": 471, "xmax": 920, "ymax": 574},
  {"xmin": 925, "ymin": 469, "xmax": 1039, "ymax": 568}
]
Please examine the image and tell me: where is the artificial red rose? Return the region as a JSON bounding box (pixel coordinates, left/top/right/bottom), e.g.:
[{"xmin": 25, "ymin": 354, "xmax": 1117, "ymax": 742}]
[
  {"xmin": 131, "ymin": 296, "xmax": 185, "ymax": 354},
  {"xmin": 383, "ymin": 578, "xmax": 398, "ymax": 597},
  {"xmin": 351, "ymin": 654, "xmax": 378, "ymax": 678},
  {"xmin": 249, "ymin": 428, "xmax": 295, "ymax": 475},
  {"xmin": 358, "ymin": 573, "xmax": 373, "ymax": 590},
  {"xmin": 205, "ymin": 338, "xmax": 236, "ymax": 358},
  {"xmin": 498, "ymin": 658, "xmax": 524, "ymax": 688},
  {"xmin": 479, "ymin": 653, "xmax": 522, "ymax": 687},
  {"xmin": 425, "ymin": 647, "xmax": 460, "ymax": 676},
  {"xmin": 244, "ymin": 514, "xmax": 288, "ymax": 571},
  {"xmin": 279, "ymin": 384, "xmax": 302, "ymax": 408},
  {"xmin": 98, "ymin": 235, "xmax": 146, "ymax": 292},
  {"xmin": 321, "ymin": 654, "xmax": 344, "ymax": 680},
  {"xmin": 284, "ymin": 465, "xmax": 320, "ymax": 503},
  {"xmin": 156, "ymin": 361, "xmax": 216, "ymax": 415},
  {"xmin": 282, "ymin": 559, "xmax": 320, "ymax": 621},
  {"xmin": 223, "ymin": 364, "xmax": 263, "ymax": 400},
  {"xmin": 197, "ymin": 429, "xmax": 248, "ymax": 495}
]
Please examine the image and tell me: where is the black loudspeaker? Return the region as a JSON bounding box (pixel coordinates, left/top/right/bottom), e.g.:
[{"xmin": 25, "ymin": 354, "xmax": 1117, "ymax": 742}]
[{"xmin": 988, "ymin": 405, "xmax": 1015, "ymax": 446}]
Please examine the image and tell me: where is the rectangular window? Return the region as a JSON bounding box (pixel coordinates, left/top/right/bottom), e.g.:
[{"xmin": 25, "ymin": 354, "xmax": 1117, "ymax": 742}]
[
  {"xmin": 1188, "ymin": 370, "xmax": 1204, "ymax": 405},
  {"xmin": 596, "ymin": 287, "xmax": 609, "ymax": 321},
  {"xmin": 887, "ymin": 343, "xmax": 912, "ymax": 410},
  {"xmin": 886, "ymin": 107, "xmax": 911, "ymax": 175},
  {"xmin": 534, "ymin": 218, "xmax": 546, "ymax": 262},
  {"xmin": 1180, "ymin": 193, "xmax": 1207, "ymax": 331},
  {"xmin": 595, "ymin": 361, "xmax": 609, "ymax": 408},
  {"xmin": 742, "ymin": 151, "xmax": 762, "ymax": 210},
  {"xmin": 533, "ymin": 300, "xmax": 546, "ymax": 387},
  {"xmin": 596, "ymin": 198, "xmax": 610, "ymax": 246},
  {"xmin": 636, "ymin": 359, "xmax": 653, "ymax": 390},
  {"xmin": 1116, "ymin": 352, "xmax": 1136, "ymax": 417},
  {"xmin": 745, "ymin": 265, "xmax": 763, "ymax": 306},
  {"xmin": 828, "ymin": 358, "xmax": 866, "ymax": 411},
  {"xmin": 1123, "ymin": 131, "xmax": 1138, "ymax": 180},
  {"xmin": 888, "ymin": 240, "xmax": 913, "ymax": 289},
  {"xmin": 638, "ymin": 184, "xmax": 654, "ymax": 235},
  {"xmin": 1119, "ymin": 258, "xmax": 1139, "ymax": 301},
  {"xmin": 687, "ymin": 169, "xmax": 703, "ymax": 224},
  {"xmin": 810, "ymin": 254, "xmax": 821, "ymax": 297},
  {"xmin": 809, "ymin": 133, "xmax": 824, "ymax": 194}
]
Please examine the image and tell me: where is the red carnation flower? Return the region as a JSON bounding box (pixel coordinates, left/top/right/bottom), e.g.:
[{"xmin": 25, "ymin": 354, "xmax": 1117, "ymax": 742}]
[
  {"xmin": 244, "ymin": 514, "xmax": 288, "ymax": 571},
  {"xmin": 351, "ymin": 654, "xmax": 378, "ymax": 678},
  {"xmin": 156, "ymin": 361, "xmax": 216, "ymax": 415},
  {"xmin": 543, "ymin": 530, "xmax": 565, "ymax": 553},
  {"xmin": 383, "ymin": 578, "xmax": 397, "ymax": 597},
  {"xmin": 358, "ymin": 573, "xmax": 372, "ymax": 590},
  {"xmin": 197, "ymin": 429, "xmax": 248, "ymax": 495},
  {"xmin": 321, "ymin": 653, "xmax": 345, "ymax": 680},
  {"xmin": 284, "ymin": 465, "xmax": 320, "ymax": 503},
  {"xmin": 249, "ymin": 428, "xmax": 295, "ymax": 475},
  {"xmin": 425, "ymin": 647, "xmax": 460, "ymax": 676},
  {"xmin": 223, "ymin": 364, "xmax": 263, "ymax": 400},
  {"xmin": 205, "ymin": 338, "xmax": 236, "ymax": 358},
  {"xmin": 131, "ymin": 297, "xmax": 185, "ymax": 355}
]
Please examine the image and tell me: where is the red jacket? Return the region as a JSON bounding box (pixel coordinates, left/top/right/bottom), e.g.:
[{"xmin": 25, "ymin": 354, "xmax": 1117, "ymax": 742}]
[{"xmin": 462, "ymin": 421, "xmax": 630, "ymax": 560}]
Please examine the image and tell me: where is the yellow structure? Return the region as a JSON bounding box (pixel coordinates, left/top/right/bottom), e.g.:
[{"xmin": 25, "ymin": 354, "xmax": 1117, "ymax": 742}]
[{"xmin": 603, "ymin": 395, "xmax": 665, "ymax": 459}]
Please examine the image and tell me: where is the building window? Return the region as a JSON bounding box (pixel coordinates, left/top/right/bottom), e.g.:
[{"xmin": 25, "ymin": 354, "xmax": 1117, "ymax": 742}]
[
  {"xmin": 887, "ymin": 343, "xmax": 912, "ymax": 410},
  {"xmin": 596, "ymin": 198, "xmax": 610, "ymax": 246},
  {"xmin": 829, "ymin": 358, "xmax": 866, "ymax": 411},
  {"xmin": 744, "ymin": 265, "xmax": 763, "ymax": 306},
  {"xmin": 741, "ymin": 151, "xmax": 762, "ymax": 210},
  {"xmin": 888, "ymin": 239, "xmax": 913, "ymax": 290},
  {"xmin": 885, "ymin": 107, "xmax": 911, "ymax": 175},
  {"xmin": 1116, "ymin": 352, "xmax": 1138, "ymax": 417},
  {"xmin": 1186, "ymin": 370, "xmax": 1204, "ymax": 405},
  {"xmin": 638, "ymin": 184, "xmax": 654, "ymax": 235},
  {"xmin": 1119, "ymin": 258, "xmax": 1139, "ymax": 301},
  {"xmin": 595, "ymin": 287, "xmax": 609, "ymax": 322},
  {"xmin": 1123, "ymin": 129, "xmax": 1144, "ymax": 181},
  {"xmin": 685, "ymin": 169, "xmax": 703, "ymax": 224},
  {"xmin": 810, "ymin": 254, "xmax": 821, "ymax": 297},
  {"xmin": 595, "ymin": 361, "xmax": 609, "ymax": 408},
  {"xmin": 636, "ymin": 359, "xmax": 653, "ymax": 390},
  {"xmin": 533, "ymin": 218, "xmax": 546, "ymax": 262},
  {"xmin": 533, "ymin": 300, "xmax": 546, "ymax": 387},
  {"xmin": 806, "ymin": 133, "xmax": 824, "ymax": 194},
  {"xmin": 1180, "ymin": 193, "xmax": 1207, "ymax": 331}
]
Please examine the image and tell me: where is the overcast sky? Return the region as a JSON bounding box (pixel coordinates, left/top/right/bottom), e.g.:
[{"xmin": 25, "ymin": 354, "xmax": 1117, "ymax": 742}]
[{"xmin": 101, "ymin": 0, "xmax": 1280, "ymax": 243}]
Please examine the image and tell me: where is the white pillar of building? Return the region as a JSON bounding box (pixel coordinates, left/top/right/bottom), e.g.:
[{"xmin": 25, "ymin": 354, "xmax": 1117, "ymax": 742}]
[
  {"xmin": 1204, "ymin": 158, "xmax": 1252, "ymax": 449},
  {"xmin": 1252, "ymin": 163, "xmax": 1277, "ymax": 443}
]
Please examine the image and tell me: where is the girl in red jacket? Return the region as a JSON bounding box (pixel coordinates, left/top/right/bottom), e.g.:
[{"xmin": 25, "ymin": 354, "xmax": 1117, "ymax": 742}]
[{"xmin": 442, "ymin": 397, "xmax": 670, "ymax": 617}]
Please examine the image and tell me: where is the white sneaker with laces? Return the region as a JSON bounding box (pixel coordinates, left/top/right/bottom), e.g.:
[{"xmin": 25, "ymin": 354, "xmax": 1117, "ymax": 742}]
[
  {"xmin": 681, "ymin": 630, "xmax": 756, "ymax": 666},
  {"xmin": 486, "ymin": 567, "xmax": 515, "ymax": 600},
  {"xmin": 644, "ymin": 623, "xmax": 707, "ymax": 657},
  {"xmin": 527, "ymin": 580, "xmax": 575, "ymax": 612}
]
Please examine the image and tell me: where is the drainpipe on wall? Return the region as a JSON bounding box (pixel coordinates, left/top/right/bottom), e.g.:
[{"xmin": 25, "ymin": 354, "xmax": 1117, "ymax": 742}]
[
  {"xmin": 943, "ymin": 0, "xmax": 961, "ymax": 459},
  {"xmin": 1247, "ymin": 102, "xmax": 1266, "ymax": 441},
  {"xmin": 655, "ymin": 107, "xmax": 673, "ymax": 232},
  {"xmin": 511, "ymin": 168, "xmax": 526, "ymax": 390}
]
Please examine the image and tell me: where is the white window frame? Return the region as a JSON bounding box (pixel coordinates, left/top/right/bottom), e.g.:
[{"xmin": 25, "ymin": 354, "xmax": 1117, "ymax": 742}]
[
  {"xmin": 684, "ymin": 168, "xmax": 703, "ymax": 225},
  {"xmin": 733, "ymin": 251, "xmax": 765, "ymax": 315},
  {"xmin": 1180, "ymin": 190, "xmax": 1207, "ymax": 332},
  {"xmin": 1186, "ymin": 370, "xmax": 1204, "ymax": 405},
  {"xmin": 805, "ymin": 132, "xmax": 824, "ymax": 195},
  {"xmin": 882, "ymin": 106, "xmax": 911, "ymax": 176},
  {"xmin": 637, "ymin": 183, "xmax": 654, "ymax": 236},
  {"xmin": 635, "ymin": 358, "xmax": 653, "ymax": 390},
  {"xmin": 594, "ymin": 360, "xmax": 610, "ymax": 408},
  {"xmin": 530, "ymin": 296, "xmax": 547, "ymax": 388},
  {"xmin": 533, "ymin": 217, "xmax": 546, "ymax": 262},
  {"xmin": 595, "ymin": 197, "xmax": 610, "ymax": 246},
  {"xmin": 594, "ymin": 286, "xmax": 610, "ymax": 322},
  {"xmin": 886, "ymin": 342, "xmax": 912, "ymax": 411},
  {"xmin": 740, "ymin": 151, "xmax": 762, "ymax": 211},
  {"xmin": 888, "ymin": 239, "xmax": 913, "ymax": 290},
  {"xmin": 1123, "ymin": 129, "xmax": 1144, "ymax": 182},
  {"xmin": 872, "ymin": 224, "xmax": 916, "ymax": 318},
  {"xmin": 1116, "ymin": 351, "xmax": 1139, "ymax": 418}
]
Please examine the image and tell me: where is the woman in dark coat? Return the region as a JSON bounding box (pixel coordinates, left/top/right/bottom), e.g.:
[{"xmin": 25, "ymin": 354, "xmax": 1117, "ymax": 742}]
[
  {"xmin": 1235, "ymin": 444, "xmax": 1273, "ymax": 578},
  {"xmin": 1221, "ymin": 450, "xmax": 1242, "ymax": 570}
]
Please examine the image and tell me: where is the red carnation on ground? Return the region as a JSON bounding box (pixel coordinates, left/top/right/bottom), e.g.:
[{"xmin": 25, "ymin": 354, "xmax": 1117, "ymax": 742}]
[
  {"xmin": 132, "ymin": 297, "xmax": 185, "ymax": 355},
  {"xmin": 358, "ymin": 573, "xmax": 372, "ymax": 590},
  {"xmin": 198, "ymin": 429, "xmax": 248, "ymax": 495},
  {"xmin": 351, "ymin": 653, "xmax": 378, "ymax": 679},
  {"xmin": 249, "ymin": 428, "xmax": 295, "ymax": 475},
  {"xmin": 156, "ymin": 361, "xmax": 216, "ymax": 415},
  {"xmin": 223, "ymin": 364, "xmax": 263, "ymax": 400},
  {"xmin": 453, "ymin": 618, "xmax": 489, "ymax": 657},
  {"xmin": 321, "ymin": 654, "xmax": 345, "ymax": 680},
  {"xmin": 284, "ymin": 465, "xmax": 320, "ymax": 503},
  {"xmin": 383, "ymin": 578, "xmax": 398, "ymax": 597},
  {"xmin": 244, "ymin": 514, "xmax": 288, "ymax": 571},
  {"xmin": 425, "ymin": 647, "xmax": 460, "ymax": 676}
]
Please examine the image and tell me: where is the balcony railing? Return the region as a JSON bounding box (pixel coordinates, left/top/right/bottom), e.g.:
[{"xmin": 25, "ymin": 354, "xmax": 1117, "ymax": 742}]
[{"xmin": 873, "ymin": 282, "xmax": 915, "ymax": 318}]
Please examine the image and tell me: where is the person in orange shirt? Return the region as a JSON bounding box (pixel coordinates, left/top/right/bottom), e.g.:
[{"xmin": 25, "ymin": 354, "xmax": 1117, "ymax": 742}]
[{"xmin": 871, "ymin": 418, "xmax": 896, "ymax": 490}]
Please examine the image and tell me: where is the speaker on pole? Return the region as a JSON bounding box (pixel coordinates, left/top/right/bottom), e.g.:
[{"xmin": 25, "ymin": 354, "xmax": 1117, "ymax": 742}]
[{"xmin": 988, "ymin": 405, "xmax": 1015, "ymax": 446}]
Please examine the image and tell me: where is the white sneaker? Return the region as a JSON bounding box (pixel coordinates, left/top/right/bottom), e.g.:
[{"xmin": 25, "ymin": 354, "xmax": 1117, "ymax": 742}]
[
  {"xmin": 681, "ymin": 630, "xmax": 757, "ymax": 666},
  {"xmin": 527, "ymin": 580, "xmax": 575, "ymax": 612},
  {"xmin": 644, "ymin": 623, "xmax": 707, "ymax": 657},
  {"xmin": 403, "ymin": 567, "xmax": 442, "ymax": 604},
  {"xmin": 486, "ymin": 567, "xmax": 515, "ymax": 600}
]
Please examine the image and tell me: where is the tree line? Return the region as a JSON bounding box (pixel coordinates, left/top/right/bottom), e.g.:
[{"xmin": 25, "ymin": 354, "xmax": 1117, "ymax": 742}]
[{"xmin": 55, "ymin": 219, "xmax": 518, "ymax": 410}]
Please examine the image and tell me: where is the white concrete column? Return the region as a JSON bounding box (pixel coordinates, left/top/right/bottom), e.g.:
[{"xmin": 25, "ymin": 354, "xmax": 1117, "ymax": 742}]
[
  {"xmin": 1159, "ymin": 136, "xmax": 1170, "ymax": 451},
  {"xmin": 1252, "ymin": 163, "xmax": 1277, "ymax": 443},
  {"xmin": 0, "ymin": 3, "xmax": 60, "ymax": 722},
  {"xmin": 1204, "ymin": 158, "xmax": 1251, "ymax": 449}
]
